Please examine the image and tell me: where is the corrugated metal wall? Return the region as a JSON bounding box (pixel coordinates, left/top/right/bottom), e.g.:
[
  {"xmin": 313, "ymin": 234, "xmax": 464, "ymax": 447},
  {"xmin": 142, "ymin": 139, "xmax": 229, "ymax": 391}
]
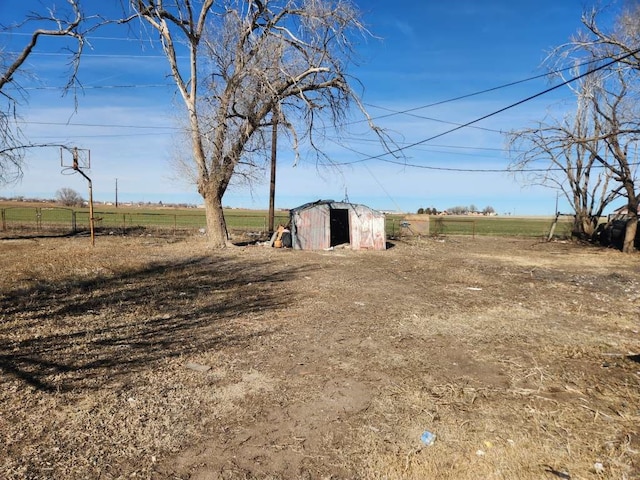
[
  {"xmin": 291, "ymin": 202, "xmax": 386, "ymax": 251},
  {"xmin": 291, "ymin": 203, "xmax": 330, "ymax": 250},
  {"xmin": 349, "ymin": 205, "xmax": 386, "ymax": 250}
]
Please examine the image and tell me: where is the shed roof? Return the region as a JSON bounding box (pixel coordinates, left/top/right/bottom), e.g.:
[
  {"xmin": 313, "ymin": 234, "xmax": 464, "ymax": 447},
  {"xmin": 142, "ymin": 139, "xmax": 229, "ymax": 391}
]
[
  {"xmin": 290, "ymin": 199, "xmax": 336, "ymax": 213},
  {"xmin": 290, "ymin": 199, "xmax": 382, "ymax": 215}
]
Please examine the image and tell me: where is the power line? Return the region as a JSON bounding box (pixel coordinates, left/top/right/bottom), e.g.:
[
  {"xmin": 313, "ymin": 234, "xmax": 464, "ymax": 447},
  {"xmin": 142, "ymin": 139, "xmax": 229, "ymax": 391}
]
[
  {"xmin": 364, "ymin": 104, "xmax": 506, "ymax": 134},
  {"xmin": 28, "ymin": 128, "xmax": 516, "ymax": 159},
  {"xmin": 334, "ymin": 136, "xmax": 508, "ymax": 152},
  {"xmin": 0, "ymin": 32, "xmax": 154, "ymax": 43},
  {"xmin": 24, "ymin": 121, "xmax": 514, "ymax": 157},
  {"xmin": 333, "ymin": 134, "xmax": 640, "ymax": 173},
  {"xmin": 7, "ymin": 39, "xmax": 603, "ymax": 114},
  {"xmin": 359, "ymin": 54, "xmax": 608, "ymax": 125},
  {"xmin": 7, "ymin": 42, "xmax": 601, "ymax": 140},
  {"xmin": 338, "ymin": 47, "xmax": 640, "ymax": 167},
  {"xmin": 15, "ymin": 116, "xmax": 510, "ymax": 154},
  {"xmin": 5, "ymin": 51, "xmax": 176, "ymax": 59},
  {"xmin": 362, "ymin": 163, "xmax": 404, "ymax": 212},
  {"xmin": 21, "ymin": 83, "xmax": 174, "ymax": 91},
  {"xmin": 11, "ymin": 45, "xmax": 639, "ymax": 174},
  {"xmin": 374, "ymin": 160, "xmax": 640, "ymax": 173},
  {"xmin": 15, "ymin": 120, "xmax": 180, "ymax": 130},
  {"xmin": 32, "ymin": 132, "xmax": 172, "ymax": 139},
  {"xmin": 330, "ymin": 137, "xmax": 515, "ymax": 160},
  {"xmin": 327, "ymin": 136, "xmax": 504, "ymax": 171}
]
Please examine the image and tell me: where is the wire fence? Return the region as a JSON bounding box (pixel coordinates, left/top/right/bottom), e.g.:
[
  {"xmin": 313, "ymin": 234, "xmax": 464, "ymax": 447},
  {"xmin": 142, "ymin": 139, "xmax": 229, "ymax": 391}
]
[
  {"xmin": 0, "ymin": 206, "xmax": 290, "ymax": 239},
  {"xmin": 1, "ymin": 206, "xmax": 77, "ymax": 236},
  {"xmin": 0, "ymin": 206, "xmax": 566, "ymax": 240}
]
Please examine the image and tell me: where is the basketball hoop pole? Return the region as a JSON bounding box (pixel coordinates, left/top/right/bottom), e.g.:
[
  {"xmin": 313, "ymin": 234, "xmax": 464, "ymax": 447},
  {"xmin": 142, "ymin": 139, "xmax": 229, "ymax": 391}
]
[{"xmin": 72, "ymin": 147, "xmax": 95, "ymax": 246}]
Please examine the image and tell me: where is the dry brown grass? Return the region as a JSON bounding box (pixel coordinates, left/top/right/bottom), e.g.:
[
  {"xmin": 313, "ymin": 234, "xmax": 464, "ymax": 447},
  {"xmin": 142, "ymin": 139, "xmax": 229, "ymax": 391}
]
[{"xmin": 1, "ymin": 234, "xmax": 639, "ymax": 479}]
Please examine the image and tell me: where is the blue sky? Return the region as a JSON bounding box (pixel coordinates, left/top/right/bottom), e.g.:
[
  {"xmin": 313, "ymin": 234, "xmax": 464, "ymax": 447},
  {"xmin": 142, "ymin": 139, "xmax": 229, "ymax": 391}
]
[{"xmin": 0, "ymin": 0, "xmax": 625, "ymax": 214}]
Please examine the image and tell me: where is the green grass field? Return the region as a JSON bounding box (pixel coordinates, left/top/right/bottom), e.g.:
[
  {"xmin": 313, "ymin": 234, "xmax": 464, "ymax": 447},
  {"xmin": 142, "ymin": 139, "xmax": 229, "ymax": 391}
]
[
  {"xmin": 1, "ymin": 204, "xmax": 289, "ymax": 233},
  {"xmin": 429, "ymin": 215, "xmax": 574, "ymax": 237},
  {"xmin": 385, "ymin": 214, "xmax": 574, "ymax": 238},
  {"xmin": 1, "ymin": 202, "xmax": 572, "ymax": 238}
]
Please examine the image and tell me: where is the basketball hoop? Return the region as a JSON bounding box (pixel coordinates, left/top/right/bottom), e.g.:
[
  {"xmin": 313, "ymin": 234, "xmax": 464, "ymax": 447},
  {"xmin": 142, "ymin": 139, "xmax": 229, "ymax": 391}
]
[
  {"xmin": 60, "ymin": 146, "xmax": 91, "ymax": 170},
  {"xmin": 59, "ymin": 146, "xmax": 95, "ymax": 246}
]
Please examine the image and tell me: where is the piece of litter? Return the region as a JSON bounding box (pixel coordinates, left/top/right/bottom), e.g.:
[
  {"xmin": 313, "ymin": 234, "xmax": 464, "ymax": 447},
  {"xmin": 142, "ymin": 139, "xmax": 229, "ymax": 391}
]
[
  {"xmin": 185, "ymin": 362, "xmax": 211, "ymax": 372},
  {"xmin": 354, "ymin": 302, "xmax": 365, "ymax": 306},
  {"xmin": 467, "ymin": 287, "xmax": 482, "ymax": 291},
  {"xmin": 476, "ymin": 449, "xmax": 485, "ymax": 456},
  {"xmin": 594, "ymin": 462, "xmax": 604, "ymax": 473},
  {"xmin": 421, "ymin": 431, "xmax": 436, "ymax": 446}
]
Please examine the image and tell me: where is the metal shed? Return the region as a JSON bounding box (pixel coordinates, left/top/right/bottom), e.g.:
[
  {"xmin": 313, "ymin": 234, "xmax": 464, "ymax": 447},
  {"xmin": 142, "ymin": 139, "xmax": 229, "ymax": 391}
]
[{"xmin": 289, "ymin": 200, "xmax": 386, "ymax": 251}]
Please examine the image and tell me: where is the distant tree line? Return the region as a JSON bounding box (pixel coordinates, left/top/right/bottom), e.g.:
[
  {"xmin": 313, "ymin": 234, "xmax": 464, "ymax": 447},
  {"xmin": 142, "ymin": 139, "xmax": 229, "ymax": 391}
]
[
  {"xmin": 417, "ymin": 205, "xmax": 495, "ymax": 215},
  {"xmin": 416, "ymin": 207, "xmax": 439, "ymax": 215},
  {"xmin": 0, "ymin": 191, "xmax": 199, "ymax": 209}
]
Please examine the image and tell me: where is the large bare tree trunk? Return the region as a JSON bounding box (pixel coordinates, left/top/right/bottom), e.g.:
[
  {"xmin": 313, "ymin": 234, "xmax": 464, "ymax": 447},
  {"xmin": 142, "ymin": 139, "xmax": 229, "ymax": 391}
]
[
  {"xmin": 573, "ymin": 211, "xmax": 596, "ymax": 239},
  {"xmin": 620, "ymin": 178, "xmax": 638, "ymax": 253},
  {"xmin": 202, "ymin": 192, "xmax": 229, "ymax": 248},
  {"xmin": 622, "ymin": 209, "xmax": 638, "ymax": 253}
]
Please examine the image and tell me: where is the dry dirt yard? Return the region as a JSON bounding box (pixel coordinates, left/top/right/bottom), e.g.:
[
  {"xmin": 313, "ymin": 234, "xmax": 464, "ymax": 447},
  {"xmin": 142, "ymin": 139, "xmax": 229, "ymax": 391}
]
[{"xmin": 1, "ymin": 234, "xmax": 639, "ymax": 479}]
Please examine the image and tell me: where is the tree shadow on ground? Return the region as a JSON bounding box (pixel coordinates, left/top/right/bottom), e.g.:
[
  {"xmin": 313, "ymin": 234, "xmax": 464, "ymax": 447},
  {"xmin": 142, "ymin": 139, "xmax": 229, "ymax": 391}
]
[{"xmin": 0, "ymin": 255, "xmax": 306, "ymax": 393}]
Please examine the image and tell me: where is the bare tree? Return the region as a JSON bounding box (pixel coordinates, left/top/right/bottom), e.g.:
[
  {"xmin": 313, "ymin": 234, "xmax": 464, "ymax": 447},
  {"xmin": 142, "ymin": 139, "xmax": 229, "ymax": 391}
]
[
  {"xmin": 0, "ymin": 0, "xmax": 87, "ymax": 184},
  {"xmin": 511, "ymin": 4, "xmax": 640, "ymax": 251},
  {"xmin": 509, "ymin": 74, "xmax": 620, "ymax": 239},
  {"xmin": 125, "ymin": 0, "xmax": 388, "ymax": 247},
  {"xmin": 587, "ymin": 67, "xmax": 640, "ymax": 252},
  {"xmin": 56, "ymin": 187, "xmax": 84, "ymax": 207},
  {"xmin": 561, "ymin": 5, "xmax": 640, "ymax": 252},
  {"xmin": 482, "ymin": 206, "xmax": 495, "ymax": 215}
]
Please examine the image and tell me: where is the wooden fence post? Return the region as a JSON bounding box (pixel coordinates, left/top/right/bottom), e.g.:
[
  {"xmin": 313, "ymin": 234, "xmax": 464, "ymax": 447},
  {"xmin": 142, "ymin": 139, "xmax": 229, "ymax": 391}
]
[{"xmin": 36, "ymin": 208, "xmax": 42, "ymax": 232}]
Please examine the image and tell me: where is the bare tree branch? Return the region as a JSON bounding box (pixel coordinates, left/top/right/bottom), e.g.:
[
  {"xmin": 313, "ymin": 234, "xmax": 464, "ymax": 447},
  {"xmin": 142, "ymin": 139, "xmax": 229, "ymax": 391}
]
[{"xmin": 0, "ymin": 0, "xmax": 91, "ymax": 185}]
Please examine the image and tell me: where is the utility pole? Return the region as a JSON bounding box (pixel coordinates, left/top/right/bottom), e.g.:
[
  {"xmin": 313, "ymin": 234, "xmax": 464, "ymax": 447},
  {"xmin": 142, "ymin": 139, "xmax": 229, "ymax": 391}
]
[
  {"xmin": 115, "ymin": 178, "xmax": 118, "ymax": 208},
  {"xmin": 268, "ymin": 104, "xmax": 278, "ymax": 234}
]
